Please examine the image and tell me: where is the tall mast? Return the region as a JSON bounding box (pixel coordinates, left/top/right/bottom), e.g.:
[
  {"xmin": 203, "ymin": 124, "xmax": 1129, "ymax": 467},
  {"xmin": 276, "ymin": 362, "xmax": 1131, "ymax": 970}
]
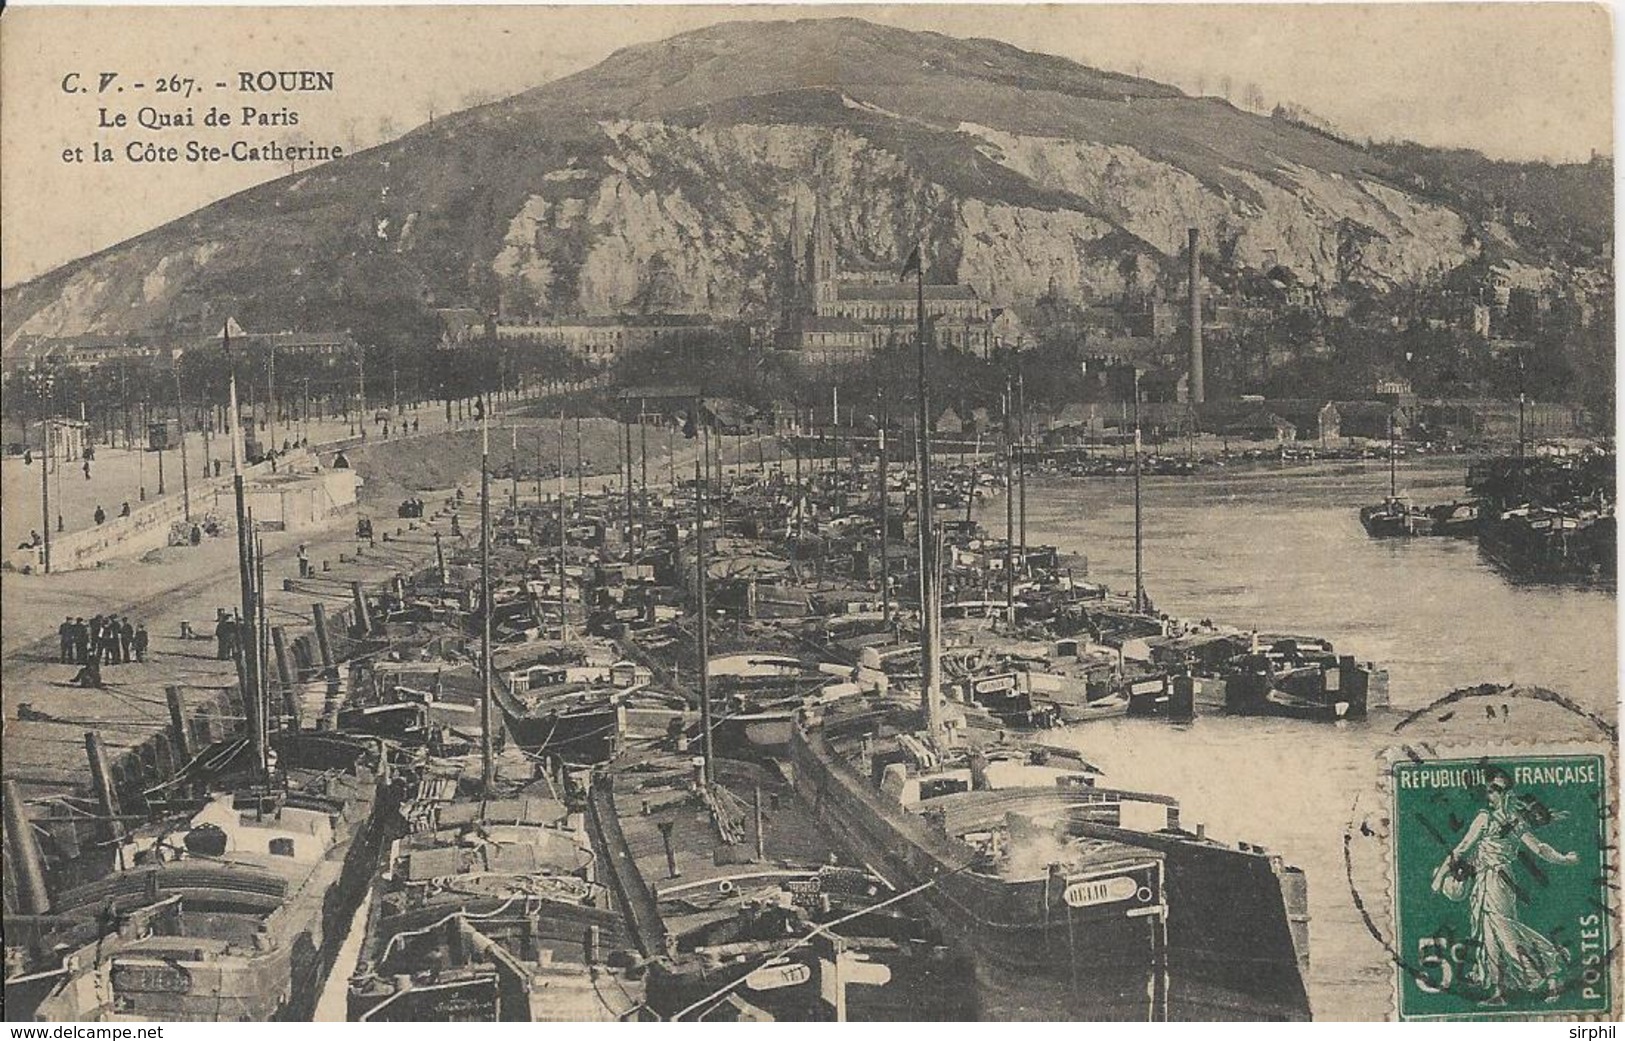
[
  {"xmin": 910, "ymin": 244, "xmax": 941, "ymax": 741},
  {"xmin": 693, "ymin": 402, "xmax": 714, "ymax": 784},
  {"xmin": 1004, "ymin": 380, "xmax": 1016, "ymax": 626},
  {"xmin": 558, "ymin": 409, "xmax": 569, "ymax": 640},
  {"xmin": 480, "ymin": 406, "xmax": 494, "ymax": 794},
  {"xmin": 878, "ymin": 412, "xmax": 890, "ymax": 628},
  {"xmin": 256, "ymin": 528, "xmax": 267, "ymax": 740},
  {"xmin": 624, "ymin": 418, "xmax": 635, "ymax": 549},
  {"xmin": 1389, "ymin": 410, "xmax": 1398, "ymax": 499},
  {"xmin": 39, "ymin": 418, "xmax": 51, "ymax": 574},
  {"xmin": 1133, "ymin": 368, "xmax": 1145, "ymax": 614},
  {"xmin": 228, "ymin": 360, "xmax": 265, "ymax": 781},
  {"xmin": 1017, "ymin": 366, "xmax": 1027, "ymax": 576},
  {"xmin": 833, "ymin": 386, "xmax": 842, "ymax": 513}
]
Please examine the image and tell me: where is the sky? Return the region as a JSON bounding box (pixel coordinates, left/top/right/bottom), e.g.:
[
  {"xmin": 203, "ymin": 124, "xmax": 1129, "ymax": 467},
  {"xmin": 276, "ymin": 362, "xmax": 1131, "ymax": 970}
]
[{"xmin": 0, "ymin": 3, "xmax": 1613, "ymax": 287}]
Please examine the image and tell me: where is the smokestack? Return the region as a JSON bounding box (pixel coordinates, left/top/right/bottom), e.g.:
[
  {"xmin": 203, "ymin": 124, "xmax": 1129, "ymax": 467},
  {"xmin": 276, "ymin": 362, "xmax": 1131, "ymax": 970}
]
[{"xmin": 1188, "ymin": 227, "xmax": 1205, "ymax": 404}]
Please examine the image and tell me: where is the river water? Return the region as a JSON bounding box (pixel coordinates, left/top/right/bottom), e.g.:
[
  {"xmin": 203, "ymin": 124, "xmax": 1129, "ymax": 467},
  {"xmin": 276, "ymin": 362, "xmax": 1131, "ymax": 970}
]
[{"xmin": 974, "ymin": 458, "xmax": 1617, "ymax": 1020}]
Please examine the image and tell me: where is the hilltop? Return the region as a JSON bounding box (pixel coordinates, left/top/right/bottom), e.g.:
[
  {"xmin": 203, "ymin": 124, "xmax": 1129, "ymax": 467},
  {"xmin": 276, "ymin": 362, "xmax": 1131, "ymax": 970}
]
[{"xmin": 0, "ymin": 17, "xmax": 1605, "ymax": 352}]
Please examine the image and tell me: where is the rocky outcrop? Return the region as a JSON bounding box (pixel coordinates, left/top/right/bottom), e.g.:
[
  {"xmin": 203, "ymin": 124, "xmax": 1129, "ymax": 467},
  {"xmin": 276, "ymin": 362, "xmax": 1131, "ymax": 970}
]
[{"xmin": 0, "ymin": 17, "xmax": 1514, "ymax": 350}]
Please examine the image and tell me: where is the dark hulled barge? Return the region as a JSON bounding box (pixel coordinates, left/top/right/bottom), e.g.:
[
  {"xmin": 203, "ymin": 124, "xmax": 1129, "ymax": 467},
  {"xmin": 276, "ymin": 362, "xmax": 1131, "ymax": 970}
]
[
  {"xmin": 6, "ymin": 733, "xmax": 390, "ymax": 1022},
  {"xmin": 790, "ymin": 698, "xmax": 1311, "ymax": 1020}
]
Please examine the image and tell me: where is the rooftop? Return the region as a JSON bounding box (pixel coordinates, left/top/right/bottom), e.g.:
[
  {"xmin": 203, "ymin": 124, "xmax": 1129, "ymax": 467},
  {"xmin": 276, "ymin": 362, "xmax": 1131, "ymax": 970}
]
[
  {"xmin": 836, "ymin": 284, "xmax": 978, "ymax": 302},
  {"xmin": 803, "ymin": 315, "xmax": 870, "ymax": 334}
]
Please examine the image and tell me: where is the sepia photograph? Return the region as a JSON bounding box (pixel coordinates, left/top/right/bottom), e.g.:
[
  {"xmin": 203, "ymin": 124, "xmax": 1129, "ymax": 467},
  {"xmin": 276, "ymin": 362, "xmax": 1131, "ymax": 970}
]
[{"xmin": 0, "ymin": 3, "xmax": 1616, "ymax": 1024}]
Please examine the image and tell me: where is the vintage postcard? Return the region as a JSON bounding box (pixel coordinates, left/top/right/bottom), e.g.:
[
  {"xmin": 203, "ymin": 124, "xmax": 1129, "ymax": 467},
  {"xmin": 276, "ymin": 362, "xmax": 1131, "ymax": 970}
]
[{"xmin": 0, "ymin": 3, "xmax": 1615, "ymax": 1025}]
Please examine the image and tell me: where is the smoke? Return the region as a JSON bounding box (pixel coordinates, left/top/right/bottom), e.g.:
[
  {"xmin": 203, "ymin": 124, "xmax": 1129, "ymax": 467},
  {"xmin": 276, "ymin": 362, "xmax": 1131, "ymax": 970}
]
[{"xmin": 1000, "ymin": 824, "xmax": 1074, "ymax": 880}]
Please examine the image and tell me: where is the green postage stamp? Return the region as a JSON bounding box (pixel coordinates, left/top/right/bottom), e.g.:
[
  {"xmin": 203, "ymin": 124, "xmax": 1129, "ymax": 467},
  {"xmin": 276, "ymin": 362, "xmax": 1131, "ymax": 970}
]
[{"xmin": 1392, "ymin": 752, "xmax": 1613, "ymax": 1019}]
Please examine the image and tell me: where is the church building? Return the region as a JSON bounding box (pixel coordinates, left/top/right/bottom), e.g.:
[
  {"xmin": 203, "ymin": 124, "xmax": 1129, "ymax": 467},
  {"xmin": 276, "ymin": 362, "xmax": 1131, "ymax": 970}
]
[{"xmin": 777, "ymin": 196, "xmax": 994, "ymax": 363}]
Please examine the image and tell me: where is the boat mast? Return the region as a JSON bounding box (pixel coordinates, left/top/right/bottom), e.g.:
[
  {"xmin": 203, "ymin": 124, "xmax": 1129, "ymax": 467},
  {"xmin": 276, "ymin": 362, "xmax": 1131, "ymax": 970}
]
[
  {"xmin": 40, "ymin": 418, "xmax": 51, "ymax": 575},
  {"xmin": 1389, "ymin": 409, "xmax": 1397, "ymax": 500},
  {"xmin": 835, "ymin": 387, "xmax": 846, "ymax": 515},
  {"xmin": 909, "ymin": 244, "xmax": 942, "ymax": 741},
  {"xmin": 624, "ymin": 417, "xmax": 635, "ymax": 550},
  {"xmin": 558, "ymin": 408, "xmax": 569, "ymax": 640},
  {"xmin": 480, "ymin": 405, "xmax": 494, "ymax": 794},
  {"xmin": 1133, "ymin": 367, "xmax": 1146, "ymax": 614},
  {"xmin": 228, "ymin": 358, "xmax": 266, "ymax": 782},
  {"xmin": 693, "ymin": 400, "xmax": 715, "ymax": 783},
  {"xmin": 878, "ymin": 407, "xmax": 890, "ymax": 628},
  {"xmin": 1017, "ymin": 365, "xmax": 1027, "ymax": 577},
  {"xmin": 1004, "ymin": 378, "xmax": 1015, "ymax": 627},
  {"xmin": 256, "ymin": 528, "xmax": 270, "ymax": 743}
]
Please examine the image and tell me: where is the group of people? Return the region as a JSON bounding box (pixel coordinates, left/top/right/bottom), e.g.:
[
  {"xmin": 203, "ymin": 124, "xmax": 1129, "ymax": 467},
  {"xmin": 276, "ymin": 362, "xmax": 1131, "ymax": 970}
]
[
  {"xmin": 91, "ymin": 502, "xmax": 133, "ymax": 526},
  {"xmin": 214, "ymin": 609, "xmax": 248, "ymax": 661},
  {"xmin": 379, "ymin": 417, "xmax": 422, "ymax": 438},
  {"xmin": 61, "ymin": 614, "xmax": 149, "ymax": 687},
  {"xmin": 397, "ymin": 497, "xmax": 426, "ymax": 518}
]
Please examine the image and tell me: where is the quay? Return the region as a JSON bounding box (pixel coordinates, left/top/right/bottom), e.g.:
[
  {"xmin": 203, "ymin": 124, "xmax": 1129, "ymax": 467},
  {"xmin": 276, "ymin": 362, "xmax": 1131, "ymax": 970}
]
[{"xmin": 2, "ymin": 394, "xmax": 1389, "ymax": 1021}]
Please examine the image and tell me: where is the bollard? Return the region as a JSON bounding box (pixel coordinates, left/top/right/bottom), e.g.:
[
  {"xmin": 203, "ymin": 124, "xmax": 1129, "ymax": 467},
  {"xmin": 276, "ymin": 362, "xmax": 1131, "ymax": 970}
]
[
  {"xmin": 656, "ymin": 820, "xmax": 681, "ymax": 879},
  {"xmin": 271, "ymin": 627, "xmax": 298, "ymax": 728},
  {"xmin": 3, "ymin": 779, "xmax": 51, "ymax": 914},
  {"xmin": 311, "ymin": 603, "xmax": 336, "ymax": 679},
  {"xmin": 350, "ymin": 581, "xmax": 373, "ymax": 635},
  {"xmin": 165, "ymin": 686, "xmax": 192, "ymax": 762},
  {"xmin": 153, "ymin": 732, "xmax": 176, "ymax": 781},
  {"xmin": 84, "ymin": 732, "xmax": 124, "ymax": 843}
]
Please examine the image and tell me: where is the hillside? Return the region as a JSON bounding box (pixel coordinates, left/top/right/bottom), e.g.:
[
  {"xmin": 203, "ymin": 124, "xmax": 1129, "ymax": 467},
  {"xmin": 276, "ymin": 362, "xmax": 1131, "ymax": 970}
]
[{"xmin": 0, "ymin": 17, "xmax": 1592, "ymax": 352}]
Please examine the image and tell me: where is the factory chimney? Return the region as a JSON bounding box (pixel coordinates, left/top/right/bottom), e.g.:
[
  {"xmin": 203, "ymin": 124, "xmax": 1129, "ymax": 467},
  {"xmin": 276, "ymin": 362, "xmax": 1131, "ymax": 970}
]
[{"xmin": 1188, "ymin": 227, "xmax": 1205, "ymax": 404}]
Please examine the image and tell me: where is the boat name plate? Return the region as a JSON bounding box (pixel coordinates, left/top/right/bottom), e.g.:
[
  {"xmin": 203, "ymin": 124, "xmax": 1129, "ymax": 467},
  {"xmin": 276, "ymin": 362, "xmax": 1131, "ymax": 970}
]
[
  {"xmin": 1062, "ymin": 874, "xmax": 1140, "ymax": 908},
  {"xmin": 745, "ymin": 959, "xmax": 813, "ymax": 991}
]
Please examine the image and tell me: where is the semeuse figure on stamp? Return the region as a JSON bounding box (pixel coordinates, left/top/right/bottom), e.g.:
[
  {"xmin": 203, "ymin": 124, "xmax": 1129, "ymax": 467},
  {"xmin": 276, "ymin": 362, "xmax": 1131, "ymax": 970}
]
[{"xmin": 1433, "ymin": 771, "xmax": 1580, "ymax": 1006}]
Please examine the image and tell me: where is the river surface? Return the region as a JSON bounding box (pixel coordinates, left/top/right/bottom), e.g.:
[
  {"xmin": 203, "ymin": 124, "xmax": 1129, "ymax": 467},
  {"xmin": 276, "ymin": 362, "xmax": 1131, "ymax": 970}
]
[{"xmin": 974, "ymin": 457, "xmax": 1617, "ymax": 1020}]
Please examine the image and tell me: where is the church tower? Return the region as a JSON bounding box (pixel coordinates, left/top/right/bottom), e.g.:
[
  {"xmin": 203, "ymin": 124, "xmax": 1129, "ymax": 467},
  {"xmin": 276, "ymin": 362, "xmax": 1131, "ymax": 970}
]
[{"xmin": 809, "ymin": 194, "xmax": 837, "ymax": 308}]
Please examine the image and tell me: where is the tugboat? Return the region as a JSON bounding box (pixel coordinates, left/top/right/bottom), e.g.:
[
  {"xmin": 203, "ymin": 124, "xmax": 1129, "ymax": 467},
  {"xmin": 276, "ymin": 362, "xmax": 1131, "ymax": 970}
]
[
  {"xmin": 1217, "ymin": 637, "xmax": 1376, "ymax": 722},
  {"xmin": 1358, "ymin": 413, "xmax": 1431, "ymax": 536},
  {"xmin": 1359, "ymin": 497, "xmax": 1434, "ymax": 537}
]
